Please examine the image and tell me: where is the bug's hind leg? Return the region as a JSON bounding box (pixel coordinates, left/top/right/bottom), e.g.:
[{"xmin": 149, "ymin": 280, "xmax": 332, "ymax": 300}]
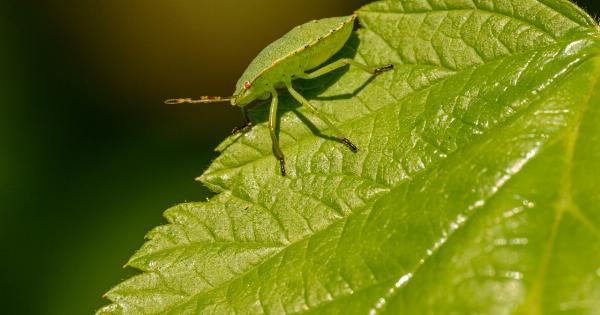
[
  {"xmin": 268, "ymin": 90, "xmax": 286, "ymax": 176},
  {"xmin": 298, "ymin": 58, "xmax": 393, "ymax": 80},
  {"xmin": 232, "ymin": 108, "xmax": 253, "ymax": 134},
  {"xmin": 285, "ymin": 82, "xmax": 358, "ymax": 153}
]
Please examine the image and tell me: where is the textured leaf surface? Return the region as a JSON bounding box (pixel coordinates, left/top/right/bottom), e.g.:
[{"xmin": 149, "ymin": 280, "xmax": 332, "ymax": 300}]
[{"xmin": 100, "ymin": 0, "xmax": 600, "ymax": 314}]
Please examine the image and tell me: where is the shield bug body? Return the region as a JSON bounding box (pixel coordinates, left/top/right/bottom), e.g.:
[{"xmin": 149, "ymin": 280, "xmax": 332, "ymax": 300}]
[{"xmin": 166, "ymin": 14, "xmax": 393, "ymax": 176}]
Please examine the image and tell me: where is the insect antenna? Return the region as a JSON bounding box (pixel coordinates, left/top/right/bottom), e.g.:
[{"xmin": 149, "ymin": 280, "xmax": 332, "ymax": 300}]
[{"xmin": 164, "ymin": 96, "xmax": 234, "ymax": 105}]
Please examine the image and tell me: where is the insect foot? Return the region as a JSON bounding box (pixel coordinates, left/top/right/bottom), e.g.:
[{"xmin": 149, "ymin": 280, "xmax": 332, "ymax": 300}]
[
  {"xmin": 373, "ymin": 64, "xmax": 394, "ymax": 75},
  {"xmin": 232, "ymin": 122, "xmax": 253, "ymax": 135},
  {"xmin": 279, "ymin": 158, "xmax": 286, "ymax": 176},
  {"xmin": 342, "ymin": 138, "xmax": 358, "ymax": 153}
]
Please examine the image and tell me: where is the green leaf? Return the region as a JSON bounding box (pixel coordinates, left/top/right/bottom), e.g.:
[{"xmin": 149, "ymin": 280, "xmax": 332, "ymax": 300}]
[{"xmin": 99, "ymin": 0, "xmax": 600, "ymax": 313}]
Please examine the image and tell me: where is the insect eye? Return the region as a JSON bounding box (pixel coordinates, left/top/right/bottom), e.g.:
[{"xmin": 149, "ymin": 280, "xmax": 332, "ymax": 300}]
[{"xmin": 244, "ymin": 81, "xmax": 252, "ymax": 89}]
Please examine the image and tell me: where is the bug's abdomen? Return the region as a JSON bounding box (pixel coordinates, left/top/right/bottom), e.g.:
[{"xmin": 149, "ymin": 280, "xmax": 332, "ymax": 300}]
[
  {"xmin": 257, "ymin": 20, "xmax": 354, "ymax": 88},
  {"xmin": 295, "ymin": 21, "xmax": 354, "ymax": 72}
]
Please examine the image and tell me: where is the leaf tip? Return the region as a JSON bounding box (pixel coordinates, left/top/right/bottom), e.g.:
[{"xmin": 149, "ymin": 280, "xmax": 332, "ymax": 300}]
[{"xmin": 95, "ymin": 302, "xmax": 122, "ymax": 315}]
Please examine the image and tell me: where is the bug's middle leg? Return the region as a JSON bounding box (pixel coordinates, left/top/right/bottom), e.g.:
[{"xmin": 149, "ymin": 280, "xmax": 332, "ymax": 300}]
[
  {"xmin": 232, "ymin": 108, "xmax": 253, "ymax": 134},
  {"xmin": 285, "ymin": 82, "xmax": 358, "ymax": 153},
  {"xmin": 298, "ymin": 58, "xmax": 394, "ymax": 80},
  {"xmin": 268, "ymin": 89, "xmax": 286, "ymax": 176}
]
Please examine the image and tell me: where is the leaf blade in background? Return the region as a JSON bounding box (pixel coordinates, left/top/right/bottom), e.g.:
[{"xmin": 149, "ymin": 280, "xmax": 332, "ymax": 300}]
[{"xmin": 99, "ymin": 0, "xmax": 600, "ymax": 313}]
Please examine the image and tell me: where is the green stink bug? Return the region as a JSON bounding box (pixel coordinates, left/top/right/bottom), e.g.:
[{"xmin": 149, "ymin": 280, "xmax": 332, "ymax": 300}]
[{"xmin": 166, "ymin": 14, "xmax": 393, "ymax": 176}]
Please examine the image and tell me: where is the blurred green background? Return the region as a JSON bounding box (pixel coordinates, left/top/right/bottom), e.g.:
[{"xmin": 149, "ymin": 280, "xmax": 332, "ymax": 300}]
[{"xmin": 2, "ymin": 1, "xmax": 599, "ymax": 314}]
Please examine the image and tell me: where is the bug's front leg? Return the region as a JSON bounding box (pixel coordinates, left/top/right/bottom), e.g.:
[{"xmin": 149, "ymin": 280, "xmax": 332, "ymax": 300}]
[
  {"xmin": 285, "ymin": 82, "xmax": 358, "ymax": 153},
  {"xmin": 232, "ymin": 108, "xmax": 253, "ymax": 134},
  {"xmin": 268, "ymin": 89, "xmax": 286, "ymax": 176}
]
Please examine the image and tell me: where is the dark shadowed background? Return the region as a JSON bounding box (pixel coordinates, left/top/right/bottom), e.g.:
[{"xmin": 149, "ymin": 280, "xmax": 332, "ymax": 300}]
[{"xmin": 2, "ymin": 1, "xmax": 599, "ymax": 314}]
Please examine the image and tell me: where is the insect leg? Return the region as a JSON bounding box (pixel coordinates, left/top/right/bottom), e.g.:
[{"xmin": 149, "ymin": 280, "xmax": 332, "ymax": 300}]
[
  {"xmin": 285, "ymin": 82, "xmax": 358, "ymax": 153},
  {"xmin": 232, "ymin": 108, "xmax": 253, "ymax": 134},
  {"xmin": 268, "ymin": 89, "xmax": 286, "ymax": 176},
  {"xmin": 298, "ymin": 58, "xmax": 393, "ymax": 80}
]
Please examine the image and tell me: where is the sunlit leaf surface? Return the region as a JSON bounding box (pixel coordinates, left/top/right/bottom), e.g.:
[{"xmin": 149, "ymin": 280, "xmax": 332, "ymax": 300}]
[{"xmin": 100, "ymin": 0, "xmax": 600, "ymax": 313}]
